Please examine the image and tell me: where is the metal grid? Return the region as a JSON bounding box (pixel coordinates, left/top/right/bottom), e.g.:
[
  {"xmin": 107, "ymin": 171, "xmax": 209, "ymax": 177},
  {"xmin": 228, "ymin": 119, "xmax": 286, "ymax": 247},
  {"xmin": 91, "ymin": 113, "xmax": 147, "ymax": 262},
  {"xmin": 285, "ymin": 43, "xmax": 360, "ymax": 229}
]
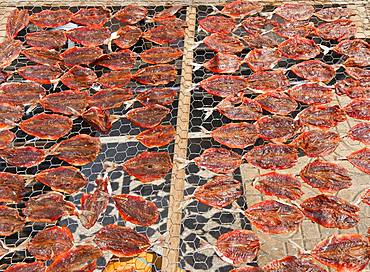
[
  {"xmin": 0, "ymin": 5, "xmax": 187, "ymax": 271},
  {"xmin": 177, "ymin": 3, "xmax": 370, "ymax": 272}
]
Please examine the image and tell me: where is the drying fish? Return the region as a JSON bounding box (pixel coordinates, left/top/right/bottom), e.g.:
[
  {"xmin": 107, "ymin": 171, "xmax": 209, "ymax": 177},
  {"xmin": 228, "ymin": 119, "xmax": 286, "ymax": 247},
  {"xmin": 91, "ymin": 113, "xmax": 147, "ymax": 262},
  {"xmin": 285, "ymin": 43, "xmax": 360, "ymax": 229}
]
[
  {"xmin": 60, "ymin": 46, "xmax": 103, "ymax": 67},
  {"xmin": 67, "ymin": 26, "xmax": 111, "ymax": 46},
  {"xmin": 0, "ymin": 205, "xmax": 25, "ymax": 236},
  {"xmin": 136, "ymin": 88, "xmax": 177, "ymax": 106},
  {"xmin": 30, "ymin": 9, "xmax": 72, "ymax": 28},
  {"xmin": 215, "ymin": 230, "xmax": 260, "ymax": 265},
  {"xmin": 4, "ymin": 262, "xmax": 45, "ymax": 272},
  {"xmin": 347, "ymin": 147, "xmax": 370, "ymax": 174},
  {"xmin": 246, "ymin": 70, "xmax": 290, "ymax": 92},
  {"xmin": 153, "ymin": 5, "xmax": 182, "ymax": 20},
  {"xmin": 314, "ymin": 7, "xmax": 354, "ymax": 21},
  {"xmin": 142, "ymin": 25, "xmax": 184, "ymax": 45},
  {"xmin": 97, "ymin": 70, "xmax": 131, "ymax": 88},
  {"xmin": 79, "ymin": 175, "xmax": 110, "ymax": 229},
  {"xmin": 47, "ymin": 244, "xmax": 102, "ymax": 272},
  {"xmin": 288, "ymin": 82, "xmax": 334, "ymax": 105},
  {"xmin": 263, "ymin": 255, "xmax": 326, "ymax": 272},
  {"xmin": 25, "ymin": 30, "xmax": 66, "ymax": 49},
  {"xmin": 274, "ymin": 3, "xmax": 314, "ymax": 21},
  {"xmin": 241, "ymin": 16, "xmax": 277, "ymax": 34},
  {"xmin": 133, "ymin": 64, "xmax": 177, "ymax": 86},
  {"xmin": 294, "ymin": 130, "xmax": 341, "ymax": 157},
  {"xmin": 114, "ymin": 5, "xmax": 148, "ymax": 24},
  {"xmin": 312, "ymin": 233, "xmax": 370, "ymax": 271},
  {"xmin": 71, "ymin": 7, "xmax": 110, "ymax": 26},
  {"xmin": 210, "ymin": 122, "xmax": 258, "ymax": 149},
  {"xmin": 0, "ymin": 102, "xmax": 23, "ymax": 130},
  {"xmin": 6, "ymin": 8, "xmax": 29, "ymax": 39},
  {"xmin": 60, "ymin": 65, "xmax": 97, "ymax": 90},
  {"xmin": 244, "ymin": 48, "xmax": 281, "ymax": 72},
  {"xmin": 0, "ymin": 146, "xmax": 46, "ymax": 167},
  {"xmin": 89, "ymin": 88, "xmax": 134, "ymax": 110},
  {"xmin": 140, "ymin": 47, "xmax": 183, "ymax": 64},
  {"xmin": 0, "ymin": 172, "xmax": 25, "ymax": 203},
  {"xmin": 243, "ymin": 32, "xmax": 280, "ymax": 49},
  {"xmin": 201, "ymin": 52, "xmax": 242, "ymax": 73},
  {"xmin": 255, "ymin": 92, "xmax": 297, "ymax": 116},
  {"xmin": 23, "ymin": 192, "xmax": 76, "ymax": 223},
  {"xmin": 290, "ymin": 60, "xmax": 336, "ymax": 82},
  {"xmin": 278, "ymin": 37, "xmax": 320, "ymax": 60},
  {"xmin": 217, "ymin": 94, "xmax": 263, "ymax": 120},
  {"xmin": 344, "ymin": 98, "xmax": 370, "ymax": 121},
  {"xmin": 231, "ymin": 266, "xmax": 263, "ymax": 272},
  {"xmin": 27, "ymin": 226, "xmax": 74, "ymax": 260},
  {"xmin": 245, "ymin": 200, "xmax": 304, "ymax": 234},
  {"xmin": 199, "ymin": 75, "xmax": 249, "ymax": 97},
  {"xmin": 273, "ymin": 21, "xmax": 315, "ymax": 38},
  {"xmin": 113, "ymin": 194, "xmax": 159, "ymax": 226},
  {"xmin": 40, "ymin": 90, "xmax": 89, "ymax": 115},
  {"xmin": 94, "ymin": 224, "xmax": 150, "ymax": 257},
  {"xmin": 0, "ymin": 39, "xmax": 22, "ymax": 68},
  {"xmin": 335, "ymin": 77, "xmax": 370, "ymax": 99},
  {"xmin": 345, "ymin": 66, "xmax": 370, "ymax": 80},
  {"xmin": 298, "ymin": 105, "xmax": 347, "ymax": 129},
  {"xmin": 254, "ymin": 172, "xmax": 303, "ymax": 201},
  {"xmin": 199, "ymin": 15, "xmax": 236, "ymax": 34},
  {"xmin": 18, "ymin": 65, "xmax": 63, "ymax": 84},
  {"xmin": 19, "ymin": 113, "xmax": 72, "ymax": 140},
  {"xmin": 0, "ymin": 130, "xmax": 15, "ymax": 149},
  {"xmin": 123, "ymin": 151, "xmax": 172, "ymax": 182},
  {"xmin": 126, "ymin": 104, "xmax": 170, "ymax": 128},
  {"xmin": 0, "ymin": 70, "xmax": 10, "ymax": 84},
  {"xmin": 114, "ymin": 25, "xmax": 142, "ymax": 49},
  {"xmin": 244, "ymin": 143, "xmax": 298, "ymax": 170},
  {"xmin": 333, "ymin": 38, "xmax": 370, "ymax": 58},
  {"xmin": 348, "ymin": 123, "xmax": 370, "ymax": 145},
  {"xmin": 300, "ymin": 159, "xmax": 352, "ymax": 193},
  {"xmin": 221, "ymin": 0, "xmax": 262, "ymax": 18},
  {"xmin": 203, "ymin": 33, "xmax": 244, "ymax": 53},
  {"xmin": 51, "ymin": 134, "xmax": 101, "ymax": 166},
  {"xmin": 315, "ymin": 19, "xmax": 356, "ymax": 41},
  {"xmin": 82, "ymin": 107, "xmax": 112, "ymax": 134},
  {"xmin": 301, "ymin": 194, "xmax": 360, "ymax": 229},
  {"xmin": 362, "ymin": 189, "xmax": 370, "ymax": 206},
  {"xmin": 194, "ymin": 147, "xmax": 242, "ymax": 174},
  {"xmin": 0, "ymin": 81, "xmax": 46, "ymax": 106},
  {"xmin": 35, "ymin": 166, "xmax": 87, "ymax": 194},
  {"xmin": 95, "ymin": 50, "xmax": 136, "ymax": 70},
  {"xmin": 136, "ymin": 124, "xmax": 176, "ymax": 148},
  {"xmin": 256, "ymin": 115, "xmax": 299, "ymax": 143},
  {"xmin": 193, "ymin": 175, "xmax": 242, "ymax": 208},
  {"xmin": 22, "ymin": 47, "xmax": 62, "ymax": 66}
]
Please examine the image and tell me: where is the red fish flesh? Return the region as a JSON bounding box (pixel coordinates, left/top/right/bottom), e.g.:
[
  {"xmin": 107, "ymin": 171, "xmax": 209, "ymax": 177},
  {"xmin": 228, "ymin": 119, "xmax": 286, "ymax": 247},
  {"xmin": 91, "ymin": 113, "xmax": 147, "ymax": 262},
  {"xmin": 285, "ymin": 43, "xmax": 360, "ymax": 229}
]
[
  {"xmin": 256, "ymin": 115, "xmax": 299, "ymax": 143},
  {"xmin": 133, "ymin": 64, "xmax": 177, "ymax": 86},
  {"xmin": 315, "ymin": 7, "xmax": 354, "ymax": 22},
  {"xmin": 67, "ymin": 26, "xmax": 110, "ymax": 46},
  {"xmin": 97, "ymin": 70, "xmax": 131, "ymax": 88},
  {"xmin": 291, "ymin": 60, "xmax": 336, "ymax": 82},
  {"xmin": 298, "ymin": 105, "xmax": 347, "ymax": 129},
  {"xmin": 254, "ymin": 172, "xmax": 303, "ymax": 201},
  {"xmin": 315, "ymin": 19, "xmax": 356, "ymax": 41},
  {"xmin": 114, "ymin": 25, "xmax": 142, "ymax": 49},
  {"xmin": 348, "ymin": 123, "xmax": 370, "ymax": 145},
  {"xmin": 60, "ymin": 65, "xmax": 97, "ymax": 90},
  {"xmin": 140, "ymin": 47, "xmax": 183, "ymax": 64},
  {"xmin": 288, "ymin": 83, "xmax": 333, "ymax": 105},
  {"xmin": 274, "ymin": 3, "xmax": 314, "ymax": 21},
  {"xmin": 211, "ymin": 122, "xmax": 258, "ymax": 149},
  {"xmin": 255, "ymin": 92, "xmax": 297, "ymax": 115},
  {"xmin": 18, "ymin": 65, "xmax": 63, "ymax": 84},
  {"xmin": 71, "ymin": 7, "xmax": 111, "ymax": 27},
  {"xmin": 273, "ymin": 21, "xmax": 315, "ymax": 38},
  {"xmin": 0, "ymin": 39, "xmax": 22, "ymax": 68},
  {"xmin": 23, "ymin": 192, "xmax": 76, "ymax": 223},
  {"xmin": 0, "ymin": 205, "xmax": 25, "ymax": 236},
  {"xmin": 30, "ymin": 9, "xmax": 72, "ymax": 28},
  {"xmin": 199, "ymin": 75, "xmax": 249, "ymax": 97},
  {"xmin": 35, "ymin": 166, "xmax": 87, "ymax": 194},
  {"xmin": 22, "ymin": 47, "xmax": 62, "ymax": 66},
  {"xmin": 263, "ymin": 255, "xmax": 326, "ymax": 272},
  {"xmin": 199, "ymin": 15, "xmax": 236, "ymax": 34},
  {"xmin": 6, "ymin": 8, "xmax": 29, "ymax": 39},
  {"xmin": 142, "ymin": 25, "xmax": 184, "ymax": 45},
  {"xmin": 0, "ymin": 130, "xmax": 15, "ymax": 150},
  {"xmin": 25, "ymin": 30, "xmax": 66, "ymax": 49},
  {"xmin": 194, "ymin": 175, "xmax": 242, "ymax": 208},
  {"xmin": 95, "ymin": 50, "xmax": 136, "ymax": 70},
  {"xmin": 221, "ymin": 1, "xmax": 262, "ymax": 18},
  {"xmin": 278, "ymin": 37, "xmax": 320, "ymax": 60},
  {"xmin": 245, "ymin": 48, "xmax": 281, "ymax": 72},
  {"xmin": 82, "ymin": 107, "xmax": 112, "ymax": 134},
  {"xmin": 114, "ymin": 5, "xmax": 148, "ymax": 24},
  {"xmin": 344, "ymin": 98, "xmax": 370, "ymax": 121},
  {"xmin": 203, "ymin": 52, "xmax": 242, "ymax": 74},
  {"xmin": 203, "ymin": 33, "xmax": 244, "ymax": 53},
  {"xmin": 217, "ymin": 94, "xmax": 263, "ymax": 120},
  {"xmin": 300, "ymin": 159, "xmax": 352, "ymax": 193},
  {"xmin": 51, "ymin": 134, "xmax": 101, "ymax": 166},
  {"xmin": 4, "ymin": 262, "xmax": 45, "ymax": 272},
  {"xmin": 246, "ymin": 70, "xmax": 290, "ymax": 92},
  {"xmin": 113, "ymin": 194, "xmax": 159, "ymax": 226},
  {"xmin": 123, "ymin": 151, "xmax": 172, "ymax": 182},
  {"xmin": 89, "ymin": 88, "xmax": 134, "ymax": 110},
  {"xmin": 194, "ymin": 147, "xmax": 242, "ymax": 174},
  {"xmin": 245, "ymin": 200, "xmax": 304, "ymax": 234},
  {"xmin": 0, "ymin": 146, "xmax": 45, "ymax": 167},
  {"xmin": 126, "ymin": 104, "xmax": 170, "ymax": 128},
  {"xmin": 347, "ymin": 147, "xmax": 370, "ymax": 174},
  {"xmin": 0, "ymin": 172, "xmax": 25, "ymax": 203},
  {"xmin": 60, "ymin": 46, "xmax": 103, "ymax": 67},
  {"xmin": 136, "ymin": 124, "xmax": 176, "ymax": 148},
  {"xmin": 0, "ymin": 81, "xmax": 46, "ymax": 106},
  {"xmin": 0, "ymin": 102, "xmax": 23, "ymax": 130},
  {"xmin": 244, "ymin": 144, "xmax": 298, "ymax": 170},
  {"xmin": 40, "ymin": 90, "xmax": 89, "ymax": 115},
  {"xmin": 136, "ymin": 88, "xmax": 177, "ymax": 106}
]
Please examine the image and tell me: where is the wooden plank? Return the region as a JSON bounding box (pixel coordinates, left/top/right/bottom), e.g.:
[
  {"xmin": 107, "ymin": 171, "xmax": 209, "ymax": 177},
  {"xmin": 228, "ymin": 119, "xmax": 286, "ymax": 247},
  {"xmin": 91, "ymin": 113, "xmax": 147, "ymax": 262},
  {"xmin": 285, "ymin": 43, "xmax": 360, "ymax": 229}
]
[{"xmin": 161, "ymin": 6, "xmax": 196, "ymax": 272}]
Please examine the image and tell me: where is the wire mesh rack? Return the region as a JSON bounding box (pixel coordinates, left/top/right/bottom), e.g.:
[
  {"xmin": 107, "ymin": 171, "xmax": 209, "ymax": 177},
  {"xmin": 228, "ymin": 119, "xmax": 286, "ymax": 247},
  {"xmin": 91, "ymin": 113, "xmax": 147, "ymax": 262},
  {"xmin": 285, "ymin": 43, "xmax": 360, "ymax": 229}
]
[{"xmin": 0, "ymin": 1, "xmax": 369, "ymax": 272}]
